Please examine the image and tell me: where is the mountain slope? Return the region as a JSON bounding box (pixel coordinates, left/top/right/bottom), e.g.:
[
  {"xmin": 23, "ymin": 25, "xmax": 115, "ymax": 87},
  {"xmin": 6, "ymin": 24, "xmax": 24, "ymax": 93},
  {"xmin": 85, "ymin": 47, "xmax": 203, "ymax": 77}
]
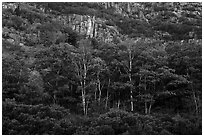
[
  {"xmin": 2, "ymin": 2, "xmax": 202, "ymax": 135},
  {"xmin": 3, "ymin": 2, "xmax": 202, "ymax": 44}
]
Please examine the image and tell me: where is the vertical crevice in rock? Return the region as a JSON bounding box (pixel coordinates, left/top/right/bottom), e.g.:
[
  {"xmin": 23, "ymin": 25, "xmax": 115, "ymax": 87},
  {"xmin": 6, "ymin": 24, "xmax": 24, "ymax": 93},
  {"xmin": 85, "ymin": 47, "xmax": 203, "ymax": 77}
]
[{"xmin": 86, "ymin": 16, "xmax": 92, "ymax": 38}]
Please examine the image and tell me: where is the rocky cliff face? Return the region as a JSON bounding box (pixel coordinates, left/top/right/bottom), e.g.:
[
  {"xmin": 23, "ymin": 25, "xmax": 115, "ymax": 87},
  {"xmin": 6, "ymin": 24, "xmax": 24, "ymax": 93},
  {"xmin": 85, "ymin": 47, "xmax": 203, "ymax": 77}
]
[
  {"xmin": 100, "ymin": 2, "xmax": 150, "ymax": 21},
  {"xmin": 55, "ymin": 14, "xmax": 118, "ymax": 43},
  {"xmin": 44, "ymin": 2, "xmax": 151, "ymax": 42},
  {"xmin": 55, "ymin": 2, "xmax": 149, "ymax": 42},
  {"xmin": 2, "ymin": 2, "xmax": 154, "ymax": 43},
  {"xmin": 2, "ymin": 2, "xmax": 120, "ymax": 43},
  {"xmin": 3, "ymin": 2, "xmax": 202, "ymax": 45}
]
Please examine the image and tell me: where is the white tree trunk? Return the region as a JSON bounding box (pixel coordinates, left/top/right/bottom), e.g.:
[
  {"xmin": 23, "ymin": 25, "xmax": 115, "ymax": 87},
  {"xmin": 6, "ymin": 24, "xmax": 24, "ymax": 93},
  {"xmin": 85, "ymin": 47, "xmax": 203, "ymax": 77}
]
[
  {"xmin": 117, "ymin": 99, "xmax": 120, "ymax": 109},
  {"xmin": 148, "ymin": 98, "xmax": 153, "ymax": 115},
  {"xmin": 193, "ymin": 91, "xmax": 198, "ymax": 115},
  {"xmin": 128, "ymin": 46, "xmax": 134, "ymax": 112},
  {"xmin": 82, "ymin": 90, "xmax": 86, "ymax": 115}
]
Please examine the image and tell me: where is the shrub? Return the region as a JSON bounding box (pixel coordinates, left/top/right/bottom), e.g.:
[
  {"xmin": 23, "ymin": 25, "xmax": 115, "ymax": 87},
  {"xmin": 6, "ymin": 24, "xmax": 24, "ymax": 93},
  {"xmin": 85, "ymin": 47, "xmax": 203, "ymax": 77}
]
[
  {"xmin": 172, "ymin": 119, "xmax": 201, "ymax": 135},
  {"xmin": 10, "ymin": 16, "xmax": 25, "ymax": 30},
  {"xmin": 2, "ymin": 99, "xmax": 72, "ymax": 135},
  {"xmin": 160, "ymin": 129, "xmax": 172, "ymax": 135},
  {"xmin": 95, "ymin": 125, "xmax": 115, "ymax": 135},
  {"xmin": 96, "ymin": 109, "xmax": 138, "ymax": 134},
  {"xmin": 99, "ymin": 108, "xmax": 131, "ymax": 118}
]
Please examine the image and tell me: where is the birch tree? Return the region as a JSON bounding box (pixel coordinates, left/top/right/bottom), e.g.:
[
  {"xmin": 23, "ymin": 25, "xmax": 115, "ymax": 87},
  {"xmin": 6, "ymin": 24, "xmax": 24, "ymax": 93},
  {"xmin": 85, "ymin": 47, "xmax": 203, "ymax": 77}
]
[
  {"xmin": 71, "ymin": 39, "xmax": 93, "ymax": 115},
  {"xmin": 117, "ymin": 38, "xmax": 141, "ymax": 112}
]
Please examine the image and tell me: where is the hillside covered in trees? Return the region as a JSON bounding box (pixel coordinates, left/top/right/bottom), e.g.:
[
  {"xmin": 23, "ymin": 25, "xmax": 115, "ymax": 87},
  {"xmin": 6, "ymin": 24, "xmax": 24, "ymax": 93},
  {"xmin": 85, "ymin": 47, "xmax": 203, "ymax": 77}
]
[{"xmin": 2, "ymin": 2, "xmax": 202, "ymax": 135}]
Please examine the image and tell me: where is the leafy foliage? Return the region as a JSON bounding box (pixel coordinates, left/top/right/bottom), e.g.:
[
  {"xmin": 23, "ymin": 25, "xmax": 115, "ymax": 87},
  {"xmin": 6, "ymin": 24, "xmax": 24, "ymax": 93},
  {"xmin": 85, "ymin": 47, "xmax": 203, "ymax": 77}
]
[{"xmin": 2, "ymin": 2, "xmax": 202, "ymax": 135}]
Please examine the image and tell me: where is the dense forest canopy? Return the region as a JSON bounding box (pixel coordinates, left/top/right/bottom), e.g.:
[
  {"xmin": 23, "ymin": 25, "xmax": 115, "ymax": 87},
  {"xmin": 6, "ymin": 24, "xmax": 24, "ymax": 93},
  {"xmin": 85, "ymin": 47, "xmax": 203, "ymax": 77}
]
[{"xmin": 2, "ymin": 2, "xmax": 202, "ymax": 135}]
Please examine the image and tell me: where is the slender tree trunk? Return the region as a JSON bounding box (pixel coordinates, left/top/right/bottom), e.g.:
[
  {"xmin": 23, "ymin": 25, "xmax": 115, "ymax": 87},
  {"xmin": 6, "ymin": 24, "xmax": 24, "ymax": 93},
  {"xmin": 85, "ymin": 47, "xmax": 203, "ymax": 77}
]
[
  {"xmin": 148, "ymin": 82, "xmax": 155, "ymax": 115},
  {"xmin": 76, "ymin": 62, "xmax": 86, "ymax": 115},
  {"xmin": 144, "ymin": 76, "xmax": 148, "ymax": 114},
  {"xmin": 191, "ymin": 83, "xmax": 198, "ymax": 115},
  {"xmin": 145, "ymin": 101, "xmax": 148, "ymax": 114},
  {"xmin": 97, "ymin": 72, "xmax": 102, "ymax": 104},
  {"xmin": 193, "ymin": 91, "xmax": 198, "ymax": 115},
  {"xmin": 85, "ymin": 99, "xmax": 89, "ymax": 116},
  {"xmin": 148, "ymin": 103, "xmax": 152, "ymax": 114},
  {"xmin": 53, "ymin": 94, "xmax": 56, "ymax": 104},
  {"xmin": 117, "ymin": 90, "xmax": 121, "ymax": 109},
  {"xmin": 82, "ymin": 46, "xmax": 87, "ymax": 115},
  {"xmin": 144, "ymin": 76, "xmax": 146, "ymax": 91},
  {"xmin": 81, "ymin": 81, "xmax": 86, "ymax": 115},
  {"xmin": 82, "ymin": 94, "xmax": 86, "ymax": 115},
  {"xmin": 105, "ymin": 90, "xmax": 109, "ymax": 109},
  {"xmin": 148, "ymin": 97, "xmax": 153, "ymax": 114},
  {"xmin": 83, "ymin": 81, "xmax": 87, "ymax": 115},
  {"xmin": 129, "ymin": 74, "xmax": 134, "ymax": 112},
  {"xmin": 54, "ymin": 72, "xmax": 59, "ymax": 104},
  {"xmin": 188, "ymin": 71, "xmax": 199, "ymax": 115},
  {"xmin": 82, "ymin": 65, "xmax": 87, "ymax": 115},
  {"xmin": 117, "ymin": 99, "xmax": 120, "ymax": 109},
  {"xmin": 197, "ymin": 95, "xmax": 200, "ymax": 114},
  {"xmin": 105, "ymin": 78, "xmax": 111, "ymax": 110},
  {"xmin": 128, "ymin": 48, "xmax": 134, "ymax": 112}
]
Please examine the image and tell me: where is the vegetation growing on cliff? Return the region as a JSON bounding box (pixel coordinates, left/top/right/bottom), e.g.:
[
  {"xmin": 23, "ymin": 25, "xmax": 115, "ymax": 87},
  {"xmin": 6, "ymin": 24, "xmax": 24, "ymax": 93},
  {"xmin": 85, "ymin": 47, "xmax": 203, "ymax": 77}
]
[{"xmin": 2, "ymin": 2, "xmax": 202, "ymax": 135}]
